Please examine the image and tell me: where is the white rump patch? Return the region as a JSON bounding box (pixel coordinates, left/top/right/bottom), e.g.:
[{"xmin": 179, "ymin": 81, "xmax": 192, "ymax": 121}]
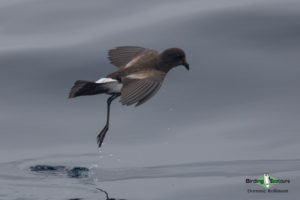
[
  {"xmin": 95, "ymin": 77, "xmax": 122, "ymax": 93},
  {"xmin": 95, "ymin": 78, "xmax": 117, "ymax": 83}
]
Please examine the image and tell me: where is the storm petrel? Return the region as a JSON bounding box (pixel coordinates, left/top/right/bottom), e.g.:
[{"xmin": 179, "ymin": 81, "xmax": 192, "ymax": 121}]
[{"xmin": 69, "ymin": 46, "xmax": 189, "ymax": 148}]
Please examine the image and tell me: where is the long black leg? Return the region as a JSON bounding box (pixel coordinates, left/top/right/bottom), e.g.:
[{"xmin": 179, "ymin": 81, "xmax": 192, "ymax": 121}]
[{"xmin": 97, "ymin": 94, "xmax": 119, "ymax": 148}]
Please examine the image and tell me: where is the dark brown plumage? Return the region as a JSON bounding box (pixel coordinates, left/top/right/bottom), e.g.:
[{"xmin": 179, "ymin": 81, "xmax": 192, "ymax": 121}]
[{"xmin": 69, "ymin": 46, "xmax": 189, "ymax": 148}]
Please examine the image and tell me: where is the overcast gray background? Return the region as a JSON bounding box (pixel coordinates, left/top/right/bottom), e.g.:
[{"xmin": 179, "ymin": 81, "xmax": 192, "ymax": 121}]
[{"xmin": 0, "ymin": 0, "xmax": 300, "ymax": 199}]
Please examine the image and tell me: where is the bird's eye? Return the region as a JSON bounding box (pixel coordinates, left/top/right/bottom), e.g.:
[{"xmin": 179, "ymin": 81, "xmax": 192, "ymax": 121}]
[{"xmin": 176, "ymin": 54, "xmax": 183, "ymax": 59}]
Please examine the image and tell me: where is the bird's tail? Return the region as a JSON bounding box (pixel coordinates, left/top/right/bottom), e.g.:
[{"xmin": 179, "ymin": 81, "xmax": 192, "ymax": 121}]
[{"xmin": 68, "ymin": 80, "xmax": 107, "ymax": 98}]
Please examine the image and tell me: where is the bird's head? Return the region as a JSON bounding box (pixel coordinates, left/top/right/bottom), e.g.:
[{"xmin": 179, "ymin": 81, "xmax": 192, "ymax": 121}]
[{"xmin": 160, "ymin": 48, "xmax": 189, "ymax": 71}]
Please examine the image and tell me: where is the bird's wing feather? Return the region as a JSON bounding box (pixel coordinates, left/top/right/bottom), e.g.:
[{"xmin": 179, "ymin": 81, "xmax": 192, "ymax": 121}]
[
  {"xmin": 108, "ymin": 46, "xmax": 158, "ymax": 68},
  {"xmin": 120, "ymin": 71, "xmax": 165, "ymax": 106}
]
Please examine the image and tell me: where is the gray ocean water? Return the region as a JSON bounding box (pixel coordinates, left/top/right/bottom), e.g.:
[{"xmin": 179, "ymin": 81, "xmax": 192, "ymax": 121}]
[{"xmin": 1, "ymin": 0, "xmax": 300, "ymax": 199}]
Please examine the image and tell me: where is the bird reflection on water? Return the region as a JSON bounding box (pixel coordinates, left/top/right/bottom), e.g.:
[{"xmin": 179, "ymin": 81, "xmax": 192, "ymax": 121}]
[
  {"xmin": 96, "ymin": 188, "xmax": 127, "ymax": 200},
  {"xmin": 30, "ymin": 164, "xmax": 127, "ymax": 200},
  {"xmin": 67, "ymin": 188, "xmax": 127, "ymax": 200}
]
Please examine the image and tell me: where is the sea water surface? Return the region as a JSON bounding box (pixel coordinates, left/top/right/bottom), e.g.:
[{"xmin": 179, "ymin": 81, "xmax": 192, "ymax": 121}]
[
  {"xmin": 1, "ymin": 0, "xmax": 300, "ymax": 199},
  {"xmin": 1, "ymin": 148, "xmax": 300, "ymax": 200}
]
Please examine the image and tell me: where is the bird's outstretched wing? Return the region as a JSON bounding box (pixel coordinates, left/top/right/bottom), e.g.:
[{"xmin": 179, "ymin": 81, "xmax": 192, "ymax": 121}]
[
  {"xmin": 108, "ymin": 46, "xmax": 158, "ymax": 68},
  {"xmin": 120, "ymin": 71, "xmax": 165, "ymax": 106}
]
